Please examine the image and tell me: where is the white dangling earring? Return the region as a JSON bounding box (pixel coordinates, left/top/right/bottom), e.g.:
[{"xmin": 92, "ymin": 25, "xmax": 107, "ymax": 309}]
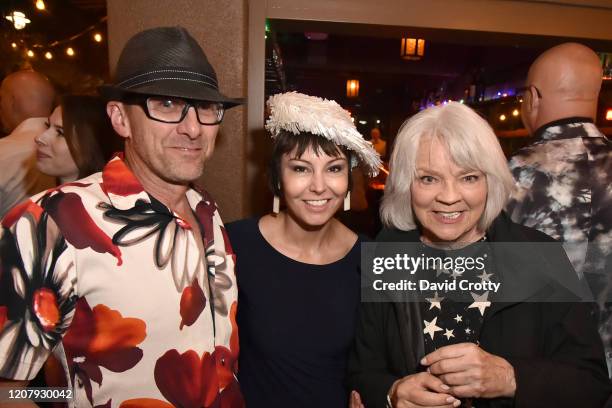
[
  {"xmin": 273, "ymin": 195, "xmax": 280, "ymax": 214},
  {"xmin": 344, "ymin": 191, "xmax": 351, "ymax": 211}
]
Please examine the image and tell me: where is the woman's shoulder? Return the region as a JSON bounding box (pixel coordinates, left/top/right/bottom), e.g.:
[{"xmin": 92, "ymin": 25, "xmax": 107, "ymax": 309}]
[
  {"xmin": 225, "ymin": 217, "xmax": 261, "ymax": 246},
  {"xmin": 375, "ymin": 226, "xmax": 420, "ymax": 242},
  {"xmin": 489, "ymin": 212, "xmax": 558, "ymax": 243}
]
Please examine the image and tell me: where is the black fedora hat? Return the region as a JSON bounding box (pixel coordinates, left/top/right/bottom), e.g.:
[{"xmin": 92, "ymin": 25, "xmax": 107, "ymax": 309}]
[{"xmin": 99, "ymin": 26, "xmax": 243, "ymax": 108}]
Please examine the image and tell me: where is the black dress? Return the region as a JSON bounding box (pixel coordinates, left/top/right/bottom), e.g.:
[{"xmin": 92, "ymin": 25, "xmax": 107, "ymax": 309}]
[{"xmin": 226, "ymin": 217, "xmax": 362, "ymax": 408}]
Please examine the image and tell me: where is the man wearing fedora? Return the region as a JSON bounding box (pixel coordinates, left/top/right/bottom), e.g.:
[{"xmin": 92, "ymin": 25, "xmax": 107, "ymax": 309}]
[{"xmin": 0, "ymin": 26, "xmax": 244, "ymax": 407}]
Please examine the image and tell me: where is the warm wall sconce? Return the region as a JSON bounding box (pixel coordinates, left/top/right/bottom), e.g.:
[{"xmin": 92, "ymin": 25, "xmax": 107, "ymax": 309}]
[
  {"xmin": 346, "ymin": 79, "xmax": 359, "ymax": 97},
  {"xmin": 401, "ymin": 38, "xmax": 425, "ymax": 60}
]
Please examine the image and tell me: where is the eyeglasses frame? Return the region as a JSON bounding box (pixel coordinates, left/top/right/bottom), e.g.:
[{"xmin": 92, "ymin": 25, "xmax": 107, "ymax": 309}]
[{"xmin": 122, "ymin": 95, "xmax": 225, "ymax": 125}]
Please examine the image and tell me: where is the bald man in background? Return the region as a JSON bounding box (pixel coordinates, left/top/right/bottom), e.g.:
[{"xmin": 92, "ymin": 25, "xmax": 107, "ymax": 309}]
[
  {"xmin": 506, "ymin": 43, "xmax": 612, "ymax": 375},
  {"xmin": 0, "ymin": 70, "xmax": 55, "ymax": 218}
]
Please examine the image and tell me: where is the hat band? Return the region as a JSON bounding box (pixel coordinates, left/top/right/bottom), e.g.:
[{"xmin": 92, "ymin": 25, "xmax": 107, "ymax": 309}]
[{"xmin": 117, "ymin": 69, "xmax": 219, "ymax": 90}]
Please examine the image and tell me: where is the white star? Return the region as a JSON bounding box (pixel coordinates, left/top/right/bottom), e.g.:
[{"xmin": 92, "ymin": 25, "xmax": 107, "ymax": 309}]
[
  {"xmin": 465, "ymin": 327, "xmax": 472, "ymax": 335},
  {"xmin": 426, "ymin": 291, "xmax": 445, "ymax": 310},
  {"xmin": 468, "ymin": 291, "xmax": 491, "ymax": 316},
  {"xmin": 478, "ymin": 270, "xmax": 493, "ymax": 282},
  {"xmin": 453, "ymin": 314, "xmax": 463, "ymax": 323},
  {"xmin": 450, "ymin": 268, "xmax": 464, "ymax": 279},
  {"xmin": 436, "ymin": 266, "xmax": 450, "ymax": 276},
  {"xmin": 443, "ymin": 328, "xmax": 455, "ymax": 340},
  {"xmin": 423, "ymin": 317, "xmax": 443, "ymax": 340}
]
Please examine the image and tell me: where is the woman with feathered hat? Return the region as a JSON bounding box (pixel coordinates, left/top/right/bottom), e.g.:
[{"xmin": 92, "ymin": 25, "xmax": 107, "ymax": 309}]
[{"xmin": 226, "ymin": 92, "xmax": 380, "ymax": 407}]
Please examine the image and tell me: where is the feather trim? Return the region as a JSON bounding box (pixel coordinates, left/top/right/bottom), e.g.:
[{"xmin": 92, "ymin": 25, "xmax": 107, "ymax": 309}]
[{"xmin": 265, "ymin": 92, "xmax": 381, "ymax": 176}]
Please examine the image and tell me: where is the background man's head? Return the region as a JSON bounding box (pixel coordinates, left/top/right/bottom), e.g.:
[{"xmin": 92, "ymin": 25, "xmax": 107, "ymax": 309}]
[
  {"xmin": 0, "ymin": 70, "xmax": 56, "ymax": 134},
  {"xmin": 370, "ymin": 128, "xmax": 381, "ymax": 141},
  {"xmin": 521, "ymin": 43, "xmax": 602, "ymax": 134}
]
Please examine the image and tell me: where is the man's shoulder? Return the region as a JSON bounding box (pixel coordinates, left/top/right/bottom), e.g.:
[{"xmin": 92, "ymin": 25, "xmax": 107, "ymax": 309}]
[{"xmin": 33, "ymin": 173, "xmax": 107, "ymax": 208}]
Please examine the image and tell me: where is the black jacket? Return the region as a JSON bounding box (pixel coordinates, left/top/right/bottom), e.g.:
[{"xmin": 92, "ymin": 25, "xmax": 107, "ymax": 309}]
[{"xmin": 347, "ymin": 213, "xmax": 611, "ymax": 408}]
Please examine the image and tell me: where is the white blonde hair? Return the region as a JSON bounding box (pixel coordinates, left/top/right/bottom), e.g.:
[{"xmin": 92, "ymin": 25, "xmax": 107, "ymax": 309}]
[{"xmin": 380, "ymin": 102, "xmax": 515, "ymax": 231}]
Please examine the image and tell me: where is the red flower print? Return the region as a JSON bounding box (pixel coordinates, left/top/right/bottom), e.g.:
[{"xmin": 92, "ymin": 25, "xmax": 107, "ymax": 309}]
[
  {"xmin": 214, "ymin": 302, "xmax": 239, "ymax": 389},
  {"xmin": 32, "ymin": 288, "xmax": 60, "ymax": 332},
  {"xmin": 219, "ymin": 380, "xmax": 244, "ymax": 408},
  {"xmin": 102, "ymin": 156, "xmax": 144, "ymax": 197},
  {"xmin": 45, "ymin": 191, "xmax": 123, "ymax": 266},
  {"xmin": 1, "ymin": 199, "xmax": 43, "ymax": 228},
  {"xmin": 180, "ymin": 279, "xmax": 206, "ymax": 329},
  {"xmin": 0, "ymin": 306, "xmax": 7, "ymax": 331},
  {"xmin": 220, "ymin": 226, "xmax": 235, "ymax": 258},
  {"xmin": 154, "ymin": 349, "xmax": 219, "ymax": 408},
  {"xmin": 63, "ymin": 298, "xmax": 146, "ymax": 405},
  {"xmin": 126, "ymin": 303, "xmax": 243, "ymax": 408},
  {"xmin": 119, "ymin": 399, "xmax": 173, "ymax": 408},
  {"xmin": 195, "ymin": 193, "xmax": 218, "ymax": 245}
]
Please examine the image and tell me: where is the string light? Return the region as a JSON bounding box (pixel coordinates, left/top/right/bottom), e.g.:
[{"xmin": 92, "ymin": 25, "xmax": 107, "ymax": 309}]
[
  {"xmin": 499, "ymin": 114, "xmax": 507, "ymax": 121},
  {"xmin": 512, "ymin": 109, "xmax": 519, "ymax": 117},
  {"xmin": 6, "ymin": 16, "xmax": 107, "ymax": 61},
  {"xmin": 6, "ymin": 11, "xmax": 31, "ymax": 30},
  {"xmin": 36, "ymin": 0, "xmax": 46, "ymax": 10}
]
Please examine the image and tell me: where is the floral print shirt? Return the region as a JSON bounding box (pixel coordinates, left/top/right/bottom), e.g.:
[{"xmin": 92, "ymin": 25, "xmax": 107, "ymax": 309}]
[
  {"xmin": 0, "ymin": 155, "xmax": 244, "ymax": 407},
  {"xmin": 506, "ymin": 118, "xmax": 612, "ymax": 373}
]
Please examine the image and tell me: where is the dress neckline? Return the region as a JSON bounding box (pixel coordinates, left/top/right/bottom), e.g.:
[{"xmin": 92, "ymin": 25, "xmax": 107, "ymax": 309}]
[{"xmin": 253, "ymin": 217, "xmax": 360, "ymax": 268}]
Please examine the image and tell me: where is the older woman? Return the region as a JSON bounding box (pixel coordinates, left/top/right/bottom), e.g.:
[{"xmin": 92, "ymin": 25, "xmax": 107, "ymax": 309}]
[
  {"xmin": 227, "ymin": 92, "xmax": 380, "ymax": 407},
  {"xmin": 348, "ymin": 102, "xmax": 610, "ymax": 408}
]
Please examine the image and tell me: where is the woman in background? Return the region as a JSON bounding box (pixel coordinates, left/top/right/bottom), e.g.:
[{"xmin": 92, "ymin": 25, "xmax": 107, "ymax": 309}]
[
  {"xmin": 35, "ymin": 94, "xmax": 120, "ymax": 183},
  {"xmin": 227, "ymin": 92, "xmax": 380, "ymax": 408}
]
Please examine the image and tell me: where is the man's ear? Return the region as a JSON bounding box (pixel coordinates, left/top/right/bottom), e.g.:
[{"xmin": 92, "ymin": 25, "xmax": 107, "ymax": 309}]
[
  {"xmin": 527, "ymin": 86, "xmax": 540, "ymax": 113},
  {"xmin": 107, "ymin": 101, "xmax": 131, "ymax": 139}
]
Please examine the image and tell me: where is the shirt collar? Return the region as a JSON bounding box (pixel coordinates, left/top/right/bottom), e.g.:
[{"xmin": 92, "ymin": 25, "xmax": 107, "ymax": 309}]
[
  {"xmin": 533, "ymin": 117, "xmax": 594, "ymax": 141},
  {"xmin": 101, "ymin": 154, "xmax": 204, "ymax": 218}
]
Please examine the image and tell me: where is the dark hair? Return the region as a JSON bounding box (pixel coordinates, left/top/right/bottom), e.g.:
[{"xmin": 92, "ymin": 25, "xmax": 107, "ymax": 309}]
[
  {"xmin": 268, "ymin": 130, "xmax": 353, "ymax": 196},
  {"xmin": 61, "ymin": 95, "xmax": 122, "ymax": 178}
]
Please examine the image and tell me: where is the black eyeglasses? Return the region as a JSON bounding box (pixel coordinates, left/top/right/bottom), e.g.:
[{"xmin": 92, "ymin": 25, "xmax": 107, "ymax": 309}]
[
  {"xmin": 125, "ymin": 96, "xmax": 224, "ymax": 125},
  {"xmin": 516, "ymin": 85, "xmax": 542, "ymax": 99}
]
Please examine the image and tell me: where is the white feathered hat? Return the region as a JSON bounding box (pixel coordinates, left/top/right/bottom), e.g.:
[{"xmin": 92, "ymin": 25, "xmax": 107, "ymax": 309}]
[{"xmin": 265, "ymin": 92, "xmax": 381, "ymax": 177}]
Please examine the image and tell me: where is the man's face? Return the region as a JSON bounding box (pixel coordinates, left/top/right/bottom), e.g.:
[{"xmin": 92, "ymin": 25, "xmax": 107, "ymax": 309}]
[{"xmin": 122, "ymin": 100, "xmax": 219, "ymax": 185}]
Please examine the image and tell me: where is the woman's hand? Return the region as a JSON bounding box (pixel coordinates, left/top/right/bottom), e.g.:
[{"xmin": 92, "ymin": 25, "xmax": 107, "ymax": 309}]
[
  {"xmin": 422, "ymin": 343, "xmax": 516, "ymax": 399},
  {"xmin": 389, "ymin": 372, "xmax": 460, "ymax": 408},
  {"xmin": 350, "ymin": 390, "xmax": 365, "ymax": 408}
]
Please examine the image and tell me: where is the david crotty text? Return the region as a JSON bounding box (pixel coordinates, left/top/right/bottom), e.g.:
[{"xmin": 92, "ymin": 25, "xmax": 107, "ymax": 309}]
[{"xmin": 372, "ymin": 279, "xmax": 501, "ymax": 293}]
